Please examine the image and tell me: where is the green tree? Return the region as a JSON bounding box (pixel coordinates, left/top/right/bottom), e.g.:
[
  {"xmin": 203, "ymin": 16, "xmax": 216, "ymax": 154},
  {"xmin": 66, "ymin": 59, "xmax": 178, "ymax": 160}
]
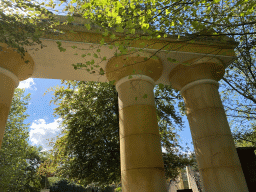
[
  {"xmin": 0, "ymin": 88, "xmax": 42, "ymax": 191},
  {"xmin": 217, "ymin": 9, "xmax": 256, "ymax": 148},
  {"xmin": 23, "ymin": 145, "xmax": 47, "ymax": 191},
  {"xmin": 44, "ymin": 80, "xmax": 194, "ymax": 188},
  {"xmin": 37, "ymin": 147, "xmax": 58, "ymax": 189},
  {"xmin": 0, "ymin": 0, "xmax": 63, "ymax": 58}
]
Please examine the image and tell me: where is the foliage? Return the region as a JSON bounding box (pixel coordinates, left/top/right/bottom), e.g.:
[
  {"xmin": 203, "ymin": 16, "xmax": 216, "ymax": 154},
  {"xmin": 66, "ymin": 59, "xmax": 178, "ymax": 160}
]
[
  {"xmin": 49, "ymin": 178, "xmax": 88, "ymax": 192},
  {"xmin": 115, "ymin": 187, "xmax": 122, "ymax": 192},
  {"xmin": 23, "ymin": 145, "xmax": 47, "ymax": 191},
  {"xmin": 56, "ymin": 0, "xmax": 256, "ymax": 36},
  {"xmin": 215, "ymin": 5, "xmax": 256, "ymax": 148},
  {"xmin": 41, "ymin": 0, "xmax": 256, "ymax": 80},
  {"xmin": 43, "ymin": 80, "xmax": 194, "ymax": 187},
  {"xmin": 0, "ymin": 89, "xmax": 42, "ymax": 191},
  {"xmin": 232, "ymin": 125, "xmax": 256, "ymax": 148},
  {"xmin": 0, "ymin": 0, "xmax": 62, "ymax": 59}
]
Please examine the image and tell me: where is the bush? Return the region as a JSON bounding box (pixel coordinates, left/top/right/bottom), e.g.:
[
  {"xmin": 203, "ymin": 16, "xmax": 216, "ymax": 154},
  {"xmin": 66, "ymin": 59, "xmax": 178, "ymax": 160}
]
[
  {"xmin": 49, "ymin": 179, "xmax": 87, "ymax": 192},
  {"xmin": 115, "ymin": 187, "xmax": 122, "ymax": 192}
]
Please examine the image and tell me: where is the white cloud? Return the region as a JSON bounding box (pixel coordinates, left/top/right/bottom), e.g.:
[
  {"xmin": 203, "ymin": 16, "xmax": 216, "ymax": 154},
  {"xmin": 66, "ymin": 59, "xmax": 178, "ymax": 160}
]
[
  {"xmin": 29, "ymin": 118, "xmax": 64, "ymax": 152},
  {"xmin": 162, "ymin": 146, "xmax": 193, "ymax": 156},
  {"xmin": 18, "ymin": 78, "xmax": 37, "ymax": 90},
  {"xmin": 162, "ymin": 147, "xmax": 167, "ymax": 153}
]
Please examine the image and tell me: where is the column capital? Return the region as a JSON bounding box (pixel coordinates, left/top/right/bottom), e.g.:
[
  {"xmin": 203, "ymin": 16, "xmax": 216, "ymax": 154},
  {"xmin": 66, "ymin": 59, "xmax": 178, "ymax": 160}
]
[
  {"xmin": 105, "ymin": 51, "xmax": 163, "ymax": 85},
  {"xmin": 116, "ymin": 74, "xmax": 155, "ymax": 92},
  {"xmin": 180, "ymin": 79, "xmax": 219, "ymax": 95},
  {"xmin": 169, "ymin": 57, "xmax": 225, "ymax": 90},
  {"xmin": 0, "ymin": 67, "xmax": 19, "ymax": 88},
  {"xmin": 0, "ymin": 43, "xmax": 34, "ymax": 81}
]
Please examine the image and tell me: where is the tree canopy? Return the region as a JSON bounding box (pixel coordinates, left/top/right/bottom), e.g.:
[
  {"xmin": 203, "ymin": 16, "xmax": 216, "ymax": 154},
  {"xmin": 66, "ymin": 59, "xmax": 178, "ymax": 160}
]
[
  {"xmin": 0, "ymin": 0, "xmax": 62, "ymax": 58},
  {"xmin": 0, "ymin": 88, "xmax": 45, "ymax": 191}
]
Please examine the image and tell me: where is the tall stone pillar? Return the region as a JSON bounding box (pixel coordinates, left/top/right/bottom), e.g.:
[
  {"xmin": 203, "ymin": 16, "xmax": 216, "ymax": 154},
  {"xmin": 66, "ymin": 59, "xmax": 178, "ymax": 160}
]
[
  {"xmin": 169, "ymin": 57, "xmax": 249, "ymax": 192},
  {"xmin": 0, "ymin": 44, "xmax": 34, "ymax": 149},
  {"xmin": 106, "ymin": 52, "xmax": 167, "ymax": 192}
]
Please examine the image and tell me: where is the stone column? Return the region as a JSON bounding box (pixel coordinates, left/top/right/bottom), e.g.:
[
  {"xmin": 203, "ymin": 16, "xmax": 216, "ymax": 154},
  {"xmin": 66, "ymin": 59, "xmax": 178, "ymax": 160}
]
[
  {"xmin": 106, "ymin": 52, "xmax": 167, "ymax": 192},
  {"xmin": 169, "ymin": 57, "xmax": 249, "ymax": 192},
  {"xmin": 0, "ymin": 43, "xmax": 34, "ymax": 149}
]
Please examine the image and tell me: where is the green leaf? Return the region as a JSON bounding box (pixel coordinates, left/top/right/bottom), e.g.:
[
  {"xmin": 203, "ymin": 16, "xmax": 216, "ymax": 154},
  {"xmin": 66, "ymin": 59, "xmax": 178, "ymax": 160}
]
[
  {"xmin": 109, "ymin": 80, "xmax": 116, "ymax": 85},
  {"xmin": 152, "ymin": 56, "xmax": 158, "ymax": 60},
  {"xmin": 67, "ymin": 15, "xmax": 74, "ymax": 23},
  {"xmin": 85, "ymin": 24, "xmax": 91, "ymax": 30},
  {"xmin": 100, "ymin": 38, "xmax": 105, "ymax": 45},
  {"xmin": 167, "ymin": 58, "xmax": 177, "ymax": 63},
  {"xmin": 94, "ymin": 53, "xmax": 98, "ymax": 58},
  {"xmin": 97, "ymin": 49, "xmax": 101, "ymax": 52},
  {"xmin": 56, "ymin": 41, "xmax": 66, "ymax": 53},
  {"xmin": 82, "ymin": 54, "xmax": 86, "ymax": 58},
  {"xmin": 56, "ymin": 41, "xmax": 61, "ymax": 46},
  {"xmin": 131, "ymin": 29, "xmax": 135, "ymax": 34},
  {"xmin": 142, "ymin": 94, "xmax": 148, "ymax": 99},
  {"xmin": 116, "ymin": 25, "xmax": 124, "ymax": 33},
  {"xmin": 72, "ymin": 64, "xmax": 77, "ymax": 70},
  {"xmin": 99, "ymin": 68, "xmax": 105, "ymax": 75},
  {"xmin": 158, "ymin": 83, "xmax": 164, "ymax": 89},
  {"xmin": 128, "ymin": 75, "xmax": 133, "ymax": 79},
  {"xmin": 135, "ymin": 97, "xmax": 138, "ymax": 101},
  {"xmin": 59, "ymin": 47, "xmax": 66, "ymax": 52},
  {"xmin": 102, "ymin": 57, "xmax": 107, "ymax": 61},
  {"xmin": 110, "ymin": 34, "xmax": 116, "ymax": 40},
  {"xmin": 116, "ymin": 16, "xmax": 122, "ymax": 24},
  {"xmin": 103, "ymin": 29, "xmax": 109, "ymax": 36},
  {"xmin": 183, "ymin": 62, "xmax": 190, "ymax": 66},
  {"xmin": 69, "ymin": 30, "xmax": 77, "ymax": 34}
]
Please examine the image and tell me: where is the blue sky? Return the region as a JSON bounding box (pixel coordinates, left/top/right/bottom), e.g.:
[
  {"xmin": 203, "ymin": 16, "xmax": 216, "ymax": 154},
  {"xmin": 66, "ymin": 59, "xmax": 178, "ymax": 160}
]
[{"xmin": 18, "ymin": 78, "xmax": 195, "ymax": 154}]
